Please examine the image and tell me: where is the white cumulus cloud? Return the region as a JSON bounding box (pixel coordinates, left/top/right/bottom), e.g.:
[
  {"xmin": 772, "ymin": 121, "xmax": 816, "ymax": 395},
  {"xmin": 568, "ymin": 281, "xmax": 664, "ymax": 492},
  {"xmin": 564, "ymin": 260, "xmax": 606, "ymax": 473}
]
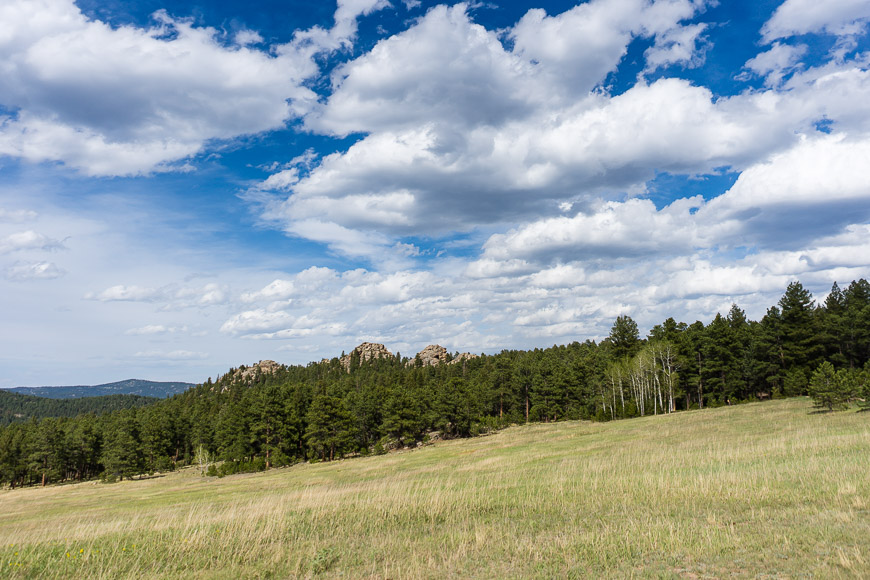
[
  {"xmin": 5, "ymin": 260, "xmax": 65, "ymax": 281},
  {"xmin": 762, "ymin": 0, "xmax": 870, "ymax": 41},
  {"xmin": 0, "ymin": 0, "xmax": 392, "ymax": 176},
  {"xmin": 0, "ymin": 230, "xmax": 64, "ymax": 254}
]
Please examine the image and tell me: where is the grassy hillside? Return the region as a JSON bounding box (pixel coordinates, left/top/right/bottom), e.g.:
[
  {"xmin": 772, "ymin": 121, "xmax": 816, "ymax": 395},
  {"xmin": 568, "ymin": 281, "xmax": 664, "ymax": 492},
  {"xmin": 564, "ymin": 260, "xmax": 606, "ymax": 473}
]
[{"xmin": 1, "ymin": 398, "xmax": 868, "ymax": 578}]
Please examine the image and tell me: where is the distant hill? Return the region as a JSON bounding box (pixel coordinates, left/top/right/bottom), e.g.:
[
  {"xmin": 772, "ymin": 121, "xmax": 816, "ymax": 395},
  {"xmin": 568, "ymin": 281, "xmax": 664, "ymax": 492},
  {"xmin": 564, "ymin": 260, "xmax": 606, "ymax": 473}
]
[
  {"xmin": 0, "ymin": 390, "xmax": 160, "ymax": 426},
  {"xmin": 6, "ymin": 379, "xmax": 195, "ymax": 399}
]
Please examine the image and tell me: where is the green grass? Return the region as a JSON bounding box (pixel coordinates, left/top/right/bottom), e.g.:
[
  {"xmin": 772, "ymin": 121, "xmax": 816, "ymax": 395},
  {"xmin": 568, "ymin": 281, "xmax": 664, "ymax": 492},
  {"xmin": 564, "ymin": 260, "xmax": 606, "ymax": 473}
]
[{"xmin": 1, "ymin": 398, "xmax": 869, "ymax": 578}]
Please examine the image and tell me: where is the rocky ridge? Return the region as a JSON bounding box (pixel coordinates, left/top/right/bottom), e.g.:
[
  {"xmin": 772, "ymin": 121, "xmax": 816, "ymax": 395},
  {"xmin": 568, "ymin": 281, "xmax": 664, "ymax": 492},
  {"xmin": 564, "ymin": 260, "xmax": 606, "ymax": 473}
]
[{"xmin": 221, "ymin": 346, "xmax": 480, "ymax": 381}]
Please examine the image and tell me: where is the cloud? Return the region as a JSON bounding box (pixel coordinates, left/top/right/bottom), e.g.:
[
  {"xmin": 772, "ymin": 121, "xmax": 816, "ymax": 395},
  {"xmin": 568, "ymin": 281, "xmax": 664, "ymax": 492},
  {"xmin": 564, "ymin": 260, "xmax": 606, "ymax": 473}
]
[
  {"xmin": 469, "ymin": 133, "xmax": 870, "ymax": 269},
  {"xmin": 133, "ymin": 350, "xmax": 209, "ymax": 360},
  {"xmin": 509, "ymin": 0, "xmax": 709, "ymax": 98},
  {"xmin": 0, "ymin": 230, "xmax": 64, "ymax": 254},
  {"xmin": 86, "ymin": 285, "xmax": 161, "ymax": 302},
  {"xmin": 741, "ymin": 42, "xmax": 807, "ymax": 87},
  {"xmin": 761, "ymin": 0, "xmax": 870, "ymax": 41},
  {"xmin": 333, "ymin": 0, "xmax": 392, "ymax": 44},
  {"xmin": 241, "ymin": 279, "xmax": 296, "ymax": 302},
  {"xmin": 290, "ymin": 0, "xmax": 391, "ymax": 55},
  {"xmin": 84, "ymin": 281, "xmax": 231, "ymax": 308},
  {"xmin": 0, "ymin": 208, "xmax": 38, "ymax": 223},
  {"xmin": 700, "ymin": 133, "xmax": 870, "ymax": 247},
  {"xmin": 0, "ymin": 0, "xmax": 393, "ymax": 176},
  {"xmin": 220, "ymin": 309, "xmax": 298, "ymax": 334},
  {"xmin": 478, "ymin": 196, "xmax": 705, "ymax": 264},
  {"xmin": 311, "ymin": 4, "xmax": 532, "ymax": 137},
  {"xmin": 708, "ymin": 134, "xmax": 870, "ymax": 210},
  {"xmin": 173, "ymin": 283, "xmax": 228, "ymax": 306},
  {"xmin": 234, "ymin": 29, "xmax": 263, "ymax": 46},
  {"xmin": 313, "ymin": 1, "xmax": 712, "ymax": 137},
  {"xmin": 265, "ymin": 77, "xmax": 798, "ymax": 258},
  {"xmin": 256, "ymin": 0, "xmax": 870, "ymax": 261},
  {"xmin": 124, "ymin": 324, "xmax": 190, "ymax": 336},
  {"xmin": 4, "ymin": 260, "xmax": 65, "ymax": 281},
  {"xmin": 643, "ymin": 23, "xmax": 709, "ymax": 72}
]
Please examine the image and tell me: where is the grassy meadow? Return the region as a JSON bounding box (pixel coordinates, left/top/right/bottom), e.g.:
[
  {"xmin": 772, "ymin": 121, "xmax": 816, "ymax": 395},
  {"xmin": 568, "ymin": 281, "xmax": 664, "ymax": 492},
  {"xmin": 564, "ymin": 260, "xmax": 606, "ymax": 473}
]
[{"xmin": 1, "ymin": 398, "xmax": 868, "ymax": 578}]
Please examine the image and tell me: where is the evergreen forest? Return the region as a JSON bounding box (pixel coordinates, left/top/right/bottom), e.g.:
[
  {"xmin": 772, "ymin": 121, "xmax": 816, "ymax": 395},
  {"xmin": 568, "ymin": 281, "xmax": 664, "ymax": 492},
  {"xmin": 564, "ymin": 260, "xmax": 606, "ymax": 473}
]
[
  {"xmin": 0, "ymin": 391, "xmax": 158, "ymax": 427},
  {"xmin": 2, "ymin": 279, "xmax": 869, "ymax": 488}
]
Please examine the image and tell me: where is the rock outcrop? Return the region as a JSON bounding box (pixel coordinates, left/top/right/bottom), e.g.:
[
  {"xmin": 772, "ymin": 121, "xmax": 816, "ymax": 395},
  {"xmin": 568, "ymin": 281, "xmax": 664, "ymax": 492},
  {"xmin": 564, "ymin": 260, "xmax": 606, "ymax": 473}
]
[
  {"xmin": 231, "ymin": 359, "xmax": 281, "ymax": 382},
  {"xmin": 212, "ymin": 360, "xmax": 282, "ymax": 391},
  {"xmin": 449, "ymin": 352, "xmax": 480, "ymax": 365},
  {"xmin": 412, "ymin": 344, "xmax": 450, "ymax": 367},
  {"xmin": 340, "ymin": 342, "xmax": 394, "ymax": 371},
  {"xmin": 406, "ymin": 345, "xmax": 480, "ymax": 367}
]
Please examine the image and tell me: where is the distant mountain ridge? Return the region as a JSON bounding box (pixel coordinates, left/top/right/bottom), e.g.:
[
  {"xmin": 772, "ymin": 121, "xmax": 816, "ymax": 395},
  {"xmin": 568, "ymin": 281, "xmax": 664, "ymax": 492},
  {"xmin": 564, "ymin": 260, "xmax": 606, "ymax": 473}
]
[{"xmin": 6, "ymin": 379, "xmax": 195, "ymax": 399}]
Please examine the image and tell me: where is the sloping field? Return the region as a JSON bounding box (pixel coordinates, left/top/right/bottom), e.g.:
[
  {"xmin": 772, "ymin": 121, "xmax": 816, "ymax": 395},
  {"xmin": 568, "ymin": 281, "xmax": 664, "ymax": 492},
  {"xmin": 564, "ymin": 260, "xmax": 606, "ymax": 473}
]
[{"xmin": 1, "ymin": 399, "xmax": 868, "ymax": 578}]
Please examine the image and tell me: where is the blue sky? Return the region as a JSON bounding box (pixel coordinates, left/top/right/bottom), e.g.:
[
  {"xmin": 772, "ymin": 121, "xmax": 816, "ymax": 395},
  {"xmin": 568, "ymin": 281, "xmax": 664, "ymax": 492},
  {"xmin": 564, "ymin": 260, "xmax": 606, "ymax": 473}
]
[{"xmin": 2, "ymin": 0, "xmax": 870, "ymax": 386}]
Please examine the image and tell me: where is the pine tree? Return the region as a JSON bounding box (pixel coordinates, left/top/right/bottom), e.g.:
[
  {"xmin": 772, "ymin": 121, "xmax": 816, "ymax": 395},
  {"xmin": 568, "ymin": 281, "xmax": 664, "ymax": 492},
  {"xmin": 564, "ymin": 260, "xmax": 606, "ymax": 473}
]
[
  {"xmin": 434, "ymin": 377, "xmax": 476, "ymax": 437},
  {"xmin": 819, "ymin": 282, "xmax": 848, "ymax": 367},
  {"xmin": 305, "ymin": 395, "xmax": 356, "ymax": 461},
  {"xmin": 26, "ymin": 418, "xmax": 66, "ymax": 486},
  {"xmin": 101, "ymin": 413, "xmax": 144, "ymax": 481},
  {"xmin": 66, "ymin": 414, "xmax": 100, "ymax": 481},
  {"xmin": 609, "ymin": 315, "xmax": 640, "ymax": 361},
  {"xmin": 758, "ymin": 306, "xmax": 787, "ymax": 394},
  {"xmin": 0, "ymin": 423, "xmax": 28, "ymax": 488},
  {"xmin": 844, "ymin": 279, "xmax": 870, "ymax": 367},
  {"xmin": 139, "ymin": 407, "xmax": 172, "ymax": 473},
  {"xmin": 215, "ymin": 397, "xmax": 251, "ymax": 462},
  {"xmin": 703, "ymin": 313, "xmax": 734, "ymax": 404},
  {"xmin": 381, "ymin": 386, "xmax": 423, "ymax": 446},
  {"xmin": 808, "ymin": 362, "xmax": 853, "ymax": 412},
  {"xmin": 681, "ymin": 321, "xmax": 707, "ymax": 408},
  {"xmin": 778, "ymin": 281, "xmax": 822, "ymax": 373}
]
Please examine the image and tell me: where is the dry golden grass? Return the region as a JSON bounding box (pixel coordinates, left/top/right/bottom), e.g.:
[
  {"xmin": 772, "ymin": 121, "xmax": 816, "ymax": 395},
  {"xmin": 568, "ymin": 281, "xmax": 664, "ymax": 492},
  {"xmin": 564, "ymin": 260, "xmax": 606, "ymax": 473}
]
[{"xmin": 1, "ymin": 398, "xmax": 869, "ymax": 578}]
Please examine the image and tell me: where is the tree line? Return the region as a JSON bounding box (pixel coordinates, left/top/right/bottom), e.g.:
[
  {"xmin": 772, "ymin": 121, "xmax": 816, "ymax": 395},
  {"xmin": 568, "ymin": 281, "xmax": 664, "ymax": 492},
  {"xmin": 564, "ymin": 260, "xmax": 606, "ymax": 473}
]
[{"xmin": 1, "ymin": 279, "xmax": 868, "ymax": 488}]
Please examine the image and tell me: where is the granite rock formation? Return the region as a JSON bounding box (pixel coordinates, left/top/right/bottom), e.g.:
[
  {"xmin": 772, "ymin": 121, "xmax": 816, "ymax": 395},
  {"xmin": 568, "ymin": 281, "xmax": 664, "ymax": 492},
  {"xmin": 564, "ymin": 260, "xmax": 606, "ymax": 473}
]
[{"xmin": 340, "ymin": 342, "xmax": 394, "ymax": 371}]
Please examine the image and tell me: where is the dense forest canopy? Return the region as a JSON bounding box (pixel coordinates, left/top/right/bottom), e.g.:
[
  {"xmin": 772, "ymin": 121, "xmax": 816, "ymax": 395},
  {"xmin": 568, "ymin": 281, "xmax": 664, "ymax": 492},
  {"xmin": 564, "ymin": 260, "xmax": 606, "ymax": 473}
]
[
  {"xmin": 0, "ymin": 391, "xmax": 159, "ymax": 427},
  {"xmin": 2, "ymin": 280, "xmax": 869, "ymax": 488}
]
